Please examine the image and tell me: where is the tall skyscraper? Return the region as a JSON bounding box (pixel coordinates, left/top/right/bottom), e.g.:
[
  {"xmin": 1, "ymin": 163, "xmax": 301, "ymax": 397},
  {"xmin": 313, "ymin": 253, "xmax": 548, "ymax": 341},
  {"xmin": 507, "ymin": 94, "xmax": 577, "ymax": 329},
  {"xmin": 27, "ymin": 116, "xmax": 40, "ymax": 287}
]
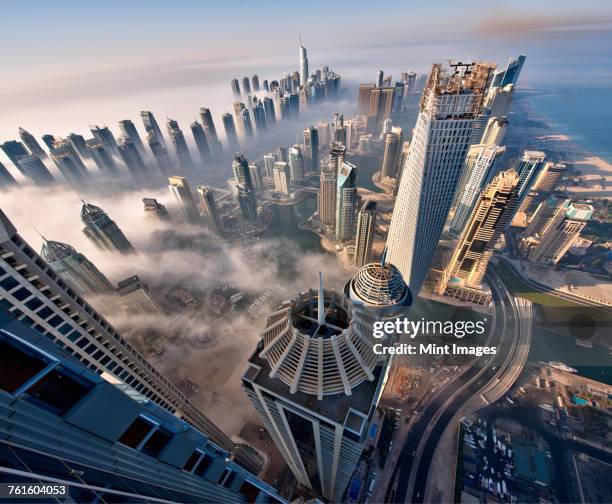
[
  {"xmin": 167, "ymin": 118, "xmax": 193, "ymax": 170},
  {"xmin": 512, "ymin": 150, "xmax": 547, "ymax": 211},
  {"xmin": 146, "ymin": 130, "xmax": 172, "ymax": 174},
  {"xmin": 335, "ymin": 161, "xmax": 358, "ymax": 241},
  {"xmin": 90, "ymin": 125, "xmax": 120, "ymax": 158},
  {"xmin": 81, "ymin": 202, "xmax": 136, "ymax": 254},
  {"xmin": 332, "ymin": 113, "xmax": 346, "ymax": 146},
  {"xmin": 242, "ymin": 76, "xmax": 251, "ymax": 95},
  {"xmin": 1, "ymin": 140, "xmax": 30, "ymax": 168},
  {"xmin": 252, "ymin": 74, "xmax": 260, "ymax": 91},
  {"xmin": 480, "ymin": 116, "xmax": 508, "ymax": 146},
  {"xmin": 377, "ymin": 69, "xmax": 384, "ymax": 87},
  {"xmin": 253, "ymin": 101, "xmax": 267, "ymax": 131},
  {"xmin": 242, "ymin": 270, "xmax": 409, "ymax": 501},
  {"xmin": 41, "ymin": 134, "xmax": 58, "ymax": 149},
  {"xmin": 354, "ymin": 201, "xmax": 377, "ymax": 267},
  {"xmin": 263, "ymin": 96, "xmax": 276, "ymax": 124},
  {"xmin": 0, "ymin": 311, "xmax": 283, "ymax": 503},
  {"xmin": 199, "ymin": 108, "xmax": 222, "ymax": 154},
  {"xmin": 237, "ymin": 186, "xmax": 258, "ymax": 223},
  {"xmin": 439, "ymin": 170, "xmax": 519, "ymax": 293},
  {"xmin": 66, "ymin": 132, "xmax": 91, "ymax": 159},
  {"xmin": 299, "ymin": 38, "xmax": 309, "ymax": 85},
  {"xmin": 19, "ymin": 127, "xmax": 47, "ymax": 158},
  {"xmin": 0, "ymin": 161, "xmax": 18, "ymax": 189},
  {"xmin": 143, "ymin": 197, "xmax": 172, "ymax": 222},
  {"xmin": 231, "ymin": 78, "xmax": 241, "ymax": 98},
  {"xmin": 117, "ymin": 275, "xmax": 164, "ymax": 315},
  {"xmin": 222, "ymin": 113, "xmax": 239, "ymax": 150},
  {"xmin": 197, "ymin": 185, "xmax": 223, "ymax": 234},
  {"xmin": 239, "ymin": 108, "xmax": 254, "ymax": 139},
  {"xmin": 86, "ymin": 138, "xmax": 118, "ymax": 175},
  {"xmin": 386, "ymin": 62, "xmax": 494, "ymax": 295},
  {"xmin": 263, "ymin": 153, "xmax": 275, "ymax": 177},
  {"xmin": 520, "ymin": 198, "xmax": 593, "ymax": 265},
  {"xmin": 485, "ymin": 55, "xmax": 526, "ymax": 117},
  {"xmin": 249, "ymin": 162, "xmax": 263, "ymax": 191},
  {"xmin": 318, "ymin": 143, "xmax": 345, "ymax": 231},
  {"xmin": 118, "ymin": 136, "xmax": 147, "ymax": 181},
  {"xmin": 304, "ymin": 126, "xmax": 319, "ymax": 172},
  {"xmin": 118, "ymin": 119, "xmax": 146, "ymax": 158},
  {"xmin": 532, "ymin": 162, "xmax": 567, "ymax": 192},
  {"xmin": 48, "ymin": 141, "xmax": 90, "ymax": 186},
  {"xmin": 288, "ymin": 144, "xmax": 305, "ymax": 182},
  {"xmin": 41, "ymin": 238, "xmax": 115, "ymax": 297},
  {"xmin": 316, "ymin": 121, "xmax": 330, "ymax": 146},
  {"xmin": 232, "ymin": 153, "xmax": 254, "ymax": 191},
  {"xmin": 380, "ymin": 127, "xmax": 403, "ymax": 179},
  {"xmin": 273, "ymin": 162, "xmax": 291, "ymax": 195},
  {"xmin": 191, "ymin": 120, "xmax": 211, "ymax": 165},
  {"xmin": 168, "ymin": 176, "xmax": 201, "ymax": 225},
  {"xmin": 450, "ymin": 145, "xmax": 506, "ymax": 236},
  {"xmin": 16, "ymin": 154, "xmax": 55, "ymax": 186},
  {"xmin": 0, "ymin": 210, "xmax": 242, "ymax": 457},
  {"xmin": 141, "ymin": 110, "xmax": 166, "ymax": 149}
]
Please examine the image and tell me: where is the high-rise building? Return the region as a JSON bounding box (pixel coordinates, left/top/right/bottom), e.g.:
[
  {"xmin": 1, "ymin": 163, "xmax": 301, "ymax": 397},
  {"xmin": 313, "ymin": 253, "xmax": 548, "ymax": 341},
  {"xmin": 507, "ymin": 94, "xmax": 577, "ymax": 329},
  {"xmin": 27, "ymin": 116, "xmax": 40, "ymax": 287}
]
[
  {"xmin": 222, "ymin": 113, "xmax": 240, "ymax": 150},
  {"xmin": 239, "ymin": 108, "xmax": 254, "ymax": 138},
  {"xmin": 41, "ymin": 134, "xmax": 58, "ymax": 149},
  {"xmin": 332, "ymin": 113, "xmax": 346, "ymax": 145},
  {"xmin": 316, "ymin": 121, "xmax": 330, "ymax": 146},
  {"xmin": 191, "ymin": 121, "xmax": 211, "ymax": 165},
  {"xmin": 263, "ymin": 96, "xmax": 276, "ymax": 125},
  {"xmin": 197, "ymin": 185, "xmax": 223, "ymax": 234},
  {"xmin": 335, "ymin": 161, "xmax": 358, "ymax": 241},
  {"xmin": 303, "ymin": 126, "xmax": 319, "ymax": 172},
  {"xmin": 386, "ymin": 62, "xmax": 494, "ymax": 295},
  {"xmin": 0, "ymin": 211, "xmax": 242, "ymax": 456},
  {"xmin": 249, "ymin": 163, "xmax": 264, "ymax": 191},
  {"xmin": 275, "ymin": 146, "xmax": 288, "ymax": 163},
  {"xmin": 367, "ymin": 87, "xmax": 396, "ymax": 132},
  {"xmin": 146, "ymin": 130, "xmax": 172, "ymax": 174},
  {"xmin": 242, "ymin": 270, "xmax": 409, "ymax": 501},
  {"xmin": 485, "ymin": 55, "xmax": 526, "ymax": 117},
  {"xmin": 354, "ymin": 201, "xmax": 377, "ymax": 267},
  {"xmin": 512, "ymin": 150, "xmax": 547, "ymax": 210},
  {"xmin": 253, "ymin": 101, "xmax": 267, "ymax": 131},
  {"xmin": 168, "ymin": 176, "xmax": 201, "ymax": 225},
  {"xmin": 90, "ymin": 125, "xmax": 120, "ymax": 158},
  {"xmin": 117, "ymin": 275, "xmax": 164, "ymax": 315},
  {"xmin": 299, "ymin": 39, "xmax": 309, "ymax": 86},
  {"xmin": 0, "ymin": 310, "xmax": 283, "ymax": 503},
  {"xmin": 141, "ymin": 110, "xmax": 166, "ymax": 149},
  {"xmin": 450, "ymin": 145, "xmax": 506, "ymax": 236},
  {"xmin": 81, "ymin": 202, "xmax": 136, "ymax": 254},
  {"xmin": 377, "ymin": 69, "xmax": 384, "ymax": 87},
  {"xmin": 252, "ymin": 74, "xmax": 260, "ymax": 91},
  {"xmin": 241, "ymin": 76, "xmax": 251, "ymax": 96},
  {"xmin": 64, "ymin": 132, "xmax": 90, "ymax": 160},
  {"xmin": 380, "ymin": 127, "xmax": 403, "ymax": 179},
  {"xmin": 0, "ymin": 161, "xmax": 18, "ymax": 189},
  {"xmin": 439, "ymin": 170, "xmax": 519, "ymax": 293},
  {"xmin": 263, "ymin": 79, "xmax": 269, "ymax": 92},
  {"xmin": 167, "ymin": 118, "xmax": 193, "ymax": 170},
  {"xmin": 49, "ymin": 141, "xmax": 90, "ymax": 187},
  {"xmin": 41, "ymin": 238, "xmax": 115, "ymax": 296},
  {"xmin": 263, "ymin": 153, "xmax": 275, "ymax": 178},
  {"xmin": 231, "ymin": 78, "xmax": 241, "ymax": 98},
  {"xmin": 16, "ymin": 154, "xmax": 55, "ymax": 186},
  {"xmin": 143, "ymin": 197, "xmax": 172, "ymax": 222},
  {"xmin": 118, "ymin": 136, "xmax": 147, "ymax": 181},
  {"xmin": 199, "ymin": 108, "xmax": 222, "ymax": 154},
  {"xmin": 273, "ymin": 162, "xmax": 291, "ymax": 195},
  {"xmin": 232, "ymin": 153, "xmax": 254, "ymax": 191},
  {"xmin": 1, "ymin": 140, "xmax": 30, "ymax": 168},
  {"xmin": 533, "ymin": 162, "xmax": 567, "ymax": 192},
  {"xmin": 118, "ymin": 119, "xmax": 146, "ymax": 158},
  {"xmin": 520, "ymin": 198, "xmax": 593, "ymax": 265},
  {"xmin": 19, "ymin": 127, "xmax": 47, "ymax": 158},
  {"xmin": 480, "ymin": 116, "xmax": 508, "ymax": 146},
  {"xmin": 237, "ymin": 186, "xmax": 258, "ymax": 223},
  {"xmin": 288, "ymin": 144, "xmax": 305, "ymax": 182}
]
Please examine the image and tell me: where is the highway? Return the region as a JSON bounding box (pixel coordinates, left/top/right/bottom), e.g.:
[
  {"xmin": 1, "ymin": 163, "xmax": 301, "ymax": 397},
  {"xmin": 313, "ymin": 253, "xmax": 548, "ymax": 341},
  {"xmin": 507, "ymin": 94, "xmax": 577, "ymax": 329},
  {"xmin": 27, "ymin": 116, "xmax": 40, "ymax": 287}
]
[{"xmin": 383, "ymin": 267, "xmax": 531, "ymax": 503}]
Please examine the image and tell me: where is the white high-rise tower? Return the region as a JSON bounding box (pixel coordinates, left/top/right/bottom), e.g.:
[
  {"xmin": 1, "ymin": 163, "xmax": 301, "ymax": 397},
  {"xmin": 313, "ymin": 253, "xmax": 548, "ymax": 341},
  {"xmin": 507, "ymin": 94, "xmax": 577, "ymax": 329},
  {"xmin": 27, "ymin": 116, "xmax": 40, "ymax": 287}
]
[{"xmin": 299, "ymin": 37, "xmax": 309, "ymax": 86}]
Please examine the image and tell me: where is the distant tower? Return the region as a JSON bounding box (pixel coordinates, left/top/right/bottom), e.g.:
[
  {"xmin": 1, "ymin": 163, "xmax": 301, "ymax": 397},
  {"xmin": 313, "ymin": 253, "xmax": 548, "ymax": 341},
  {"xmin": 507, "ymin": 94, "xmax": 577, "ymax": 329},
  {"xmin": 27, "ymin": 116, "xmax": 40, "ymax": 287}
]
[
  {"xmin": 199, "ymin": 108, "xmax": 222, "ymax": 154},
  {"xmin": 49, "ymin": 141, "xmax": 90, "ymax": 187},
  {"xmin": 376, "ymin": 69, "xmax": 384, "ymax": 87},
  {"xmin": 168, "ymin": 176, "xmax": 201, "ymax": 225},
  {"xmin": 90, "ymin": 125, "xmax": 120, "ymax": 158},
  {"xmin": 237, "ymin": 186, "xmax": 258, "ymax": 223},
  {"xmin": 146, "ymin": 131, "xmax": 172, "ymax": 174},
  {"xmin": 318, "ymin": 143, "xmax": 344, "ymax": 231},
  {"xmin": 480, "ymin": 116, "xmax": 508, "ymax": 146},
  {"xmin": 222, "ymin": 113, "xmax": 239, "ymax": 150},
  {"xmin": 262, "ymin": 79, "xmax": 269, "ymax": 92},
  {"xmin": 0, "ymin": 161, "xmax": 18, "ymax": 189},
  {"xmin": 143, "ymin": 198, "xmax": 172, "ymax": 222},
  {"xmin": 335, "ymin": 161, "xmax": 358, "ymax": 241},
  {"xmin": 299, "ymin": 37, "xmax": 309, "ymax": 86},
  {"xmin": 190, "ymin": 120, "xmax": 211, "ymax": 165},
  {"xmin": 81, "ymin": 201, "xmax": 136, "ymax": 254},
  {"xmin": 242, "ymin": 76, "xmax": 252, "ymax": 96},
  {"xmin": 533, "ymin": 162, "xmax": 567, "ymax": 192},
  {"xmin": 288, "ymin": 145, "xmax": 304, "ymax": 182},
  {"xmin": 117, "ymin": 275, "xmax": 164, "ymax": 315},
  {"xmin": 41, "ymin": 239, "xmax": 115, "ymax": 296},
  {"xmin": 118, "ymin": 119, "xmax": 146, "ymax": 158},
  {"xmin": 118, "ymin": 136, "xmax": 148, "ymax": 181},
  {"xmin": 166, "ymin": 118, "xmax": 193, "ymax": 170},
  {"xmin": 16, "ymin": 154, "xmax": 55, "ymax": 186},
  {"xmin": 197, "ymin": 185, "xmax": 223, "ymax": 234},
  {"xmin": 316, "ymin": 121, "xmax": 330, "ymax": 146},
  {"xmin": 249, "ymin": 162, "xmax": 263, "ymax": 191},
  {"xmin": 141, "ymin": 110, "xmax": 166, "ymax": 148},
  {"xmin": 232, "ymin": 153, "xmax": 254, "ymax": 191},
  {"xmin": 66, "ymin": 132, "xmax": 91, "ymax": 160},
  {"xmin": 239, "ymin": 108, "xmax": 254, "ymax": 138},
  {"xmin": 252, "ymin": 74, "xmax": 260, "ymax": 92},
  {"xmin": 273, "ymin": 162, "xmax": 291, "ymax": 195},
  {"xmin": 253, "ymin": 101, "xmax": 267, "ymax": 131},
  {"xmin": 1, "ymin": 140, "xmax": 30, "ymax": 168},
  {"xmin": 303, "ymin": 126, "xmax": 319, "ymax": 172},
  {"xmin": 354, "ymin": 201, "xmax": 377, "ymax": 267},
  {"xmin": 19, "ymin": 127, "xmax": 47, "ymax": 158},
  {"xmin": 231, "ymin": 78, "xmax": 241, "ymax": 98},
  {"xmin": 263, "ymin": 97, "xmax": 276, "ymax": 124},
  {"xmin": 380, "ymin": 127, "xmax": 403, "ymax": 179}
]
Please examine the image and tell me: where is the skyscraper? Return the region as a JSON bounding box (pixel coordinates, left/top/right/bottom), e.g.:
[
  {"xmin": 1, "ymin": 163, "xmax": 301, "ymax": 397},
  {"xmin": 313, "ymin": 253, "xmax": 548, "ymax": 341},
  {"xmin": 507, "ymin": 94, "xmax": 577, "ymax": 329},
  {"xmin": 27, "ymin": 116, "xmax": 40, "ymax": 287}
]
[
  {"xmin": 316, "ymin": 121, "xmax": 330, "ymax": 146},
  {"xmin": 332, "ymin": 113, "xmax": 346, "ymax": 145},
  {"xmin": 242, "ymin": 76, "xmax": 251, "ymax": 95},
  {"xmin": 118, "ymin": 119, "xmax": 147, "ymax": 158},
  {"xmin": 239, "ymin": 108, "xmax": 254, "ymax": 138},
  {"xmin": 263, "ymin": 153, "xmax": 275, "ymax": 177},
  {"xmin": 253, "ymin": 101, "xmax": 267, "ymax": 131},
  {"xmin": 0, "ymin": 161, "xmax": 18, "ymax": 189},
  {"xmin": 303, "ymin": 126, "xmax": 319, "ymax": 172},
  {"xmin": 41, "ymin": 238, "xmax": 115, "ymax": 298},
  {"xmin": 354, "ymin": 201, "xmax": 377, "ymax": 267},
  {"xmin": 168, "ymin": 176, "xmax": 201, "ymax": 225},
  {"xmin": 143, "ymin": 197, "xmax": 172, "ymax": 222},
  {"xmin": 16, "ymin": 154, "xmax": 55, "ymax": 186},
  {"xmin": 335, "ymin": 161, "xmax": 358, "ymax": 241},
  {"xmin": 380, "ymin": 127, "xmax": 403, "ymax": 179},
  {"xmin": 49, "ymin": 141, "xmax": 90, "ymax": 187},
  {"xmin": 232, "ymin": 153, "xmax": 254, "ymax": 191},
  {"xmin": 66, "ymin": 132, "xmax": 91, "ymax": 159},
  {"xmin": 288, "ymin": 144, "xmax": 305, "ymax": 182},
  {"xmin": 19, "ymin": 127, "xmax": 47, "ymax": 158},
  {"xmin": 197, "ymin": 185, "xmax": 223, "ymax": 234},
  {"xmin": 146, "ymin": 130, "xmax": 172, "ymax": 174},
  {"xmin": 252, "ymin": 74, "xmax": 260, "ymax": 91},
  {"xmin": 485, "ymin": 55, "xmax": 526, "ymax": 117},
  {"xmin": 191, "ymin": 120, "xmax": 211, "ymax": 165},
  {"xmin": 480, "ymin": 116, "xmax": 508, "ymax": 146},
  {"xmin": 41, "ymin": 134, "xmax": 58, "ymax": 150},
  {"xmin": 117, "ymin": 275, "xmax": 164, "ymax": 315},
  {"xmin": 237, "ymin": 186, "xmax": 258, "ymax": 223},
  {"xmin": 231, "ymin": 78, "xmax": 241, "ymax": 98},
  {"xmin": 117, "ymin": 136, "xmax": 147, "ymax": 181},
  {"xmin": 199, "ymin": 108, "xmax": 222, "ymax": 154},
  {"xmin": 512, "ymin": 150, "xmax": 547, "ymax": 211},
  {"xmin": 263, "ymin": 96, "xmax": 276, "ymax": 124},
  {"xmin": 81, "ymin": 202, "xmax": 136, "ymax": 254},
  {"xmin": 318, "ymin": 143, "xmax": 345, "ymax": 231},
  {"xmin": 299, "ymin": 38, "xmax": 309, "ymax": 85},
  {"xmin": 533, "ymin": 162, "xmax": 567, "ymax": 192},
  {"xmin": 90, "ymin": 125, "xmax": 120, "ymax": 158},
  {"xmin": 86, "ymin": 138, "xmax": 119, "ymax": 175},
  {"xmin": 249, "ymin": 162, "xmax": 263, "ymax": 191},
  {"xmin": 273, "ymin": 162, "xmax": 291, "ymax": 195},
  {"xmin": 167, "ymin": 118, "xmax": 193, "ymax": 170},
  {"xmin": 0, "ymin": 210, "xmax": 241, "ymax": 456},
  {"xmin": 141, "ymin": 110, "xmax": 166, "ymax": 149},
  {"xmin": 1, "ymin": 140, "xmax": 30, "ymax": 168},
  {"xmin": 386, "ymin": 62, "xmax": 494, "ymax": 295},
  {"xmin": 222, "ymin": 112, "xmax": 240, "ymax": 150}
]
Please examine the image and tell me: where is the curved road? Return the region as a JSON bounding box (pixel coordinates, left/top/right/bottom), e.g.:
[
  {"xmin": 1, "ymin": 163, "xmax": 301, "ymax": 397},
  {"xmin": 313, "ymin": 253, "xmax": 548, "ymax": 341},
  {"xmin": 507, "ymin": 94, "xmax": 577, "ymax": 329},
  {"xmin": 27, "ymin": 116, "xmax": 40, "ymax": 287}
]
[{"xmin": 384, "ymin": 267, "xmax": 528, "ymax": 503}]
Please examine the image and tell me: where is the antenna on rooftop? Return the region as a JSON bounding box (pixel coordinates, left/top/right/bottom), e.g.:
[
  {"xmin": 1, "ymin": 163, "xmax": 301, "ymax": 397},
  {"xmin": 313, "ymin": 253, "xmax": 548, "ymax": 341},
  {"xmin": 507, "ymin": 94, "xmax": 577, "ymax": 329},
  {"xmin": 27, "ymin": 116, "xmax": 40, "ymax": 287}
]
[{"xmin": 317, "ymin": 271, "xmax": 325, "ymax": 325}]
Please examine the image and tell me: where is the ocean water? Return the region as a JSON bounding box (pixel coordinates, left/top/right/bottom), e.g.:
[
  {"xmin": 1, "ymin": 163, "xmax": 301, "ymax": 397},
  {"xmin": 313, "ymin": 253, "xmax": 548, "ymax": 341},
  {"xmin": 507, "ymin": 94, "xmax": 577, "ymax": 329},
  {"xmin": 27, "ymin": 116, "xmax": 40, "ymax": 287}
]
[{"xmin": 528, "ymin": 86, "xmax": 612, "ymax": 163}]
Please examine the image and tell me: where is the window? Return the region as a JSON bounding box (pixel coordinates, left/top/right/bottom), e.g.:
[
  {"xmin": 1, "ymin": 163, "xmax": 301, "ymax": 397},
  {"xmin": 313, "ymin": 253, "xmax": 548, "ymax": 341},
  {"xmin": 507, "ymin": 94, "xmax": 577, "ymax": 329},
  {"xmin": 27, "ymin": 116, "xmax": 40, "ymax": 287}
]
[
  {"xmin": 11, "ymin": 287, "xmax": 31, "ymax": 301},
  {"xmin": 223, "ymin": 470, "xmax": 237, "ymax": 488},
  {"xmin": 0, "ymin": 339, "xmax": 48, "ymax": 393},
  {"xmin": 193, "ymin": 453, "xmax": 213, "ymax": 476},
  {"xmin": 118, "ymin": 416, "xmax": 156, "ymax": 449},
  {"xmin": 141, "ymin": 426, "xmax": 173, "ymax": 457},
  {"xmin": 25, "ymin": 368, "xmax": 93, "ymax": 415},
  {"xmin": 183, "ymin": 451, "xmax": 202, "ymax": 472}
]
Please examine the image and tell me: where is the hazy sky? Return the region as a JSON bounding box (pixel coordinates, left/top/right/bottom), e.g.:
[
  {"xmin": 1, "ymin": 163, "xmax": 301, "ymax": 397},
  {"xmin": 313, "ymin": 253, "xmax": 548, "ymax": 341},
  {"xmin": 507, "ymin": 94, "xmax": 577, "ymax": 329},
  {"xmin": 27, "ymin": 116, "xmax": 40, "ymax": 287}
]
[{"xmin": 1, "ymin": 0, "xmax": 612, "ymax": 162}]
